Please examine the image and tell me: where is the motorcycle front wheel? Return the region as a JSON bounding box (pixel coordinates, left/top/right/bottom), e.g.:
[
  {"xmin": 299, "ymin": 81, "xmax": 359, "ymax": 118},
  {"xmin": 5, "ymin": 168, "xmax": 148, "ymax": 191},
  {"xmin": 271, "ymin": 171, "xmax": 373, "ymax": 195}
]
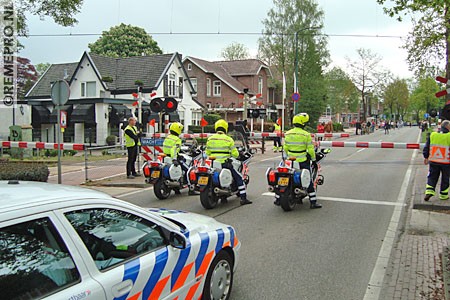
[
  {"xmin": 280, "ymin": 192, "xmax": 296, "ymax": 211},
  {"xmin": 200, "ymin": 185, "xmax": 219, "ymax": 209},
  {"xmin": 154, "ymin": 179, "xmax": 171, "ymax": 200}
]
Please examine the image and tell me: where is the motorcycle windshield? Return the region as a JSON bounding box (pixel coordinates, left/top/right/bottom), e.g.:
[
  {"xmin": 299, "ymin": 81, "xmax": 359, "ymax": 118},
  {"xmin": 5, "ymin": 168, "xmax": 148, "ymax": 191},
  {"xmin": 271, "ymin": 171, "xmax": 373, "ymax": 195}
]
[
  {"xmin": 228, "ymin": 130, "xmax": 248, "ymax": 152},
  {"xmin": 181, "ymin": 131, "xmax": 199, "ymax": 152}
]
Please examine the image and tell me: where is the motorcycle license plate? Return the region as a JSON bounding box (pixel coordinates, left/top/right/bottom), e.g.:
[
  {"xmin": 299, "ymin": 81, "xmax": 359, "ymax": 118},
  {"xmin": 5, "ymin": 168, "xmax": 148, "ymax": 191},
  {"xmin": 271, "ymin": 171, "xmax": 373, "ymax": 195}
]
[
  {"xmin": 151, "ymin": 170, "xmax": 160, "ymax": 179},
  {"xmin": 278, "ymin": 177, "xmax": 289, "ymax": 186},
  {"xmin": 198, "ymin": 176, "xmax": 209, "ymax": 185}
]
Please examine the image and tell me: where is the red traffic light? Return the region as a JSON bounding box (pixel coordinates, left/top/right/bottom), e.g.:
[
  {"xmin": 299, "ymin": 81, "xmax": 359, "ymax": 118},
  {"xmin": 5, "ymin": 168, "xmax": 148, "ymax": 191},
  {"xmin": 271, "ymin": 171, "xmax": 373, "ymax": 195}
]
[
  {"xmin": 150, "ymin": 98, "xmax": 164, "ymax": 112},
  {"xmin": 164, "ymin": 98, "xmax": 178, "ymax": 113}
]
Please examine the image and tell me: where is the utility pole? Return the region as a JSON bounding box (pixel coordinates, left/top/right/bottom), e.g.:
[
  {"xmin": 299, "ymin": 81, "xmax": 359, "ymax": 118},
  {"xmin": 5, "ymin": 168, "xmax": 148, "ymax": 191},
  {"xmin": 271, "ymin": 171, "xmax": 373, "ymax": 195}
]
[
  {"xmin": 294, "ymin": 31, "xmax": 299, "ymax": 116},
  {"xmin": 243, "ymin": 88, "xmax": 249, "ymax": 120}
]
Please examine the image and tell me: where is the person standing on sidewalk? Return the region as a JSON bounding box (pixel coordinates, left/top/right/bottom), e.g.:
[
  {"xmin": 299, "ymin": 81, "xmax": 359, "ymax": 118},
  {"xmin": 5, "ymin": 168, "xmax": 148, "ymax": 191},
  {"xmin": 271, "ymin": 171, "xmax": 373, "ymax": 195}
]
[
  {"xmin": 423, "ymin": 119, "xmax": 450, "ymax": 201},
  {"xmin": 273, "ymin": 118, "xmax": 283, "ymax": 152},
  {"xmin": 124, "ymin": 117, "xmax": 141, "ymax": 179}
]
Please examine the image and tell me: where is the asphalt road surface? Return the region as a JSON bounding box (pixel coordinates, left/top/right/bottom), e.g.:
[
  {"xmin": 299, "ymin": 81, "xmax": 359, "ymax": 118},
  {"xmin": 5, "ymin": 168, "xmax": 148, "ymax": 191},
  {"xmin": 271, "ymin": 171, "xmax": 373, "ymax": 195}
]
[{"xmin": 119, "ymin": 126, "xmax": 421, "ymax": 300}]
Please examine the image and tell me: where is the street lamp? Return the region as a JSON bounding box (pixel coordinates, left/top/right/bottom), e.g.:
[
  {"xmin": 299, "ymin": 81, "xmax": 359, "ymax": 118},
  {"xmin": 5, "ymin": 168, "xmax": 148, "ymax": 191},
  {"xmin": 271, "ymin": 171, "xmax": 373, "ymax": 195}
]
[{"xmin": 294, "ymin": 26, "xmax": 320, "ymax": 115}]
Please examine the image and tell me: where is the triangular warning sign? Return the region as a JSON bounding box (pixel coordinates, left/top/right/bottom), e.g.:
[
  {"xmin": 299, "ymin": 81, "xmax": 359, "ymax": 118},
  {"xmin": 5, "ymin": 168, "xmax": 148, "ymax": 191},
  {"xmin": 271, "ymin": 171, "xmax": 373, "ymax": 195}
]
[{"xmin": 431, "ymin": 147, "xmax": 445, "ymax": 160}]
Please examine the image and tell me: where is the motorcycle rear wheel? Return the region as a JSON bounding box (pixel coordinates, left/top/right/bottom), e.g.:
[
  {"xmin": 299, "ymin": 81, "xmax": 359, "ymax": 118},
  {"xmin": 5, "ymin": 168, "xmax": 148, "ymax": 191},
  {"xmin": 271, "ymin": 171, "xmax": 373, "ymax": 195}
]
[
  {"xmin": 154, "ymin": 179, "xmax": 171, "ymax": 200},
  {"xmin": 280, "ymin": 192, "xmax": 296, "ymax": 211},
  {"xmin": 200, "ymin": 186, "xmax": 219, "ymax": 209}
]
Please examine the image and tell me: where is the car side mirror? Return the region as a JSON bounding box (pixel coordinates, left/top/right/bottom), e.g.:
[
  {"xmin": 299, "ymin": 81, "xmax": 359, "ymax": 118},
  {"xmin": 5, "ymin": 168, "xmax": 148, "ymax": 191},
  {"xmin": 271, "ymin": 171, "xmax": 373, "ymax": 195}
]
[{"xmin": 169, "ymin": 232, "xmax": 187, "ymax": 249}]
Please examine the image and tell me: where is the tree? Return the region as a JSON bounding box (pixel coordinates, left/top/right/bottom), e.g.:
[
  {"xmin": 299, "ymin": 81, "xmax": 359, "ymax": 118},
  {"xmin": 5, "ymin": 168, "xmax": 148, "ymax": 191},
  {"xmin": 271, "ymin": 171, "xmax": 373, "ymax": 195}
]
[
  {"xmin": 258, "ymin": 0, "xmax": 329, "ymax": 126},
  {"xmin": 383, "ymin": 78, "xmax": 409, "ymax": 120},
  {"xmin": 376, "ymin": 1, "xmax": 449, "ymax": 81},
  {"xmin": 88, "ymin": 23, "xmax": 162, "ymax": 58},
  {"xmin": 324, "ymin": 67, "xmax": 360, "ymax": 115},
  {"xmin": 220, "ymin": 42, "xmax": 250, "ymax": 60},
  {"xmin": 15, "ymin": 0, "xmax": 83, "ymax": 36},
  {"xmin": 16, "ymin": 57, "xmax": 38, "ymax": 99},
  {"xmin": 409, "ymin": 77, "xmax": 440, "ymax": 122},
  {"xmin": 35, "ymin": 63, "xmax": 51, "ymax": 77},
  {"xmin": 346, "ymin": 48, "xmax": 388, "ymax": 121}
]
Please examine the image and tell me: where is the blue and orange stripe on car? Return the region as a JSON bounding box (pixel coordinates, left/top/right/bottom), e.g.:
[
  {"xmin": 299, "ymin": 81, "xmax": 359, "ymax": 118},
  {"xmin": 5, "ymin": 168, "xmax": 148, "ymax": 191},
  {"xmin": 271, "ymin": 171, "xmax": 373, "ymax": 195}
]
[
  {"xmin": 115, "ymin": 258, "xmax": 140, "ymax": 300},
  {"xmin": 142, "ymin": 247, "xmax": 169, "ymax": 300}
]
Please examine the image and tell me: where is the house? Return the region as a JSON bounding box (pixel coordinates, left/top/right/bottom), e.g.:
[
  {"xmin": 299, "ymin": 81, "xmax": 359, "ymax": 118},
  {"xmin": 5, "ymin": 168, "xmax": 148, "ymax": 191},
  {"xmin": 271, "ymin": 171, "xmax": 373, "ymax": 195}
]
[
  {"xmin": 182, "ymin": 57, "xmax": 274, "ymax": 123},
  {"xmin": 26, "ymin": 52, "xmax": 203, "ymax": 145}
]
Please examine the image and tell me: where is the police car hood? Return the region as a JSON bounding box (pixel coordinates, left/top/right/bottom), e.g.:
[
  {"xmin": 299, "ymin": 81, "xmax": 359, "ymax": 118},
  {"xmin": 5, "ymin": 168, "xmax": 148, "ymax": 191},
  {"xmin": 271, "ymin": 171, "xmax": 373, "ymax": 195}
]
[{"xmin": 147, "ymin": 208, "xmax": 224, "ymax": 233}]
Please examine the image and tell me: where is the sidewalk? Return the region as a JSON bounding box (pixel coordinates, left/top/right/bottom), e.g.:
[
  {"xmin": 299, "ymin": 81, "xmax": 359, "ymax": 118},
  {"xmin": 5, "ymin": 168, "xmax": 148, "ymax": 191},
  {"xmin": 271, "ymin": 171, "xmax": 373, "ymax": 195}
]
[{"xmin": 382, "ymin": 152, "xmax": 450, "ymax": 299}]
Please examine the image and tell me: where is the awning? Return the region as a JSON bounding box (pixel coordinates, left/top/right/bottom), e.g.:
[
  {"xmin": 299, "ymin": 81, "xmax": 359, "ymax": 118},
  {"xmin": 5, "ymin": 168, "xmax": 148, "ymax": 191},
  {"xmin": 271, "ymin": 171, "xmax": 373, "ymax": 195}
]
[
  {"xmin": 109, "ymin": 104, "xmax": 132, "ymax": 124},
  {"xmin": 71, "ymin": 104, "xmax": 95, "ymax": 123},
  {"xmin": 31, "ymin": 106, "xmax": 50, "ymax": 125},
  {"xmin": 49, "ymin": 105, "xmax": 72, "ymax": 123}
]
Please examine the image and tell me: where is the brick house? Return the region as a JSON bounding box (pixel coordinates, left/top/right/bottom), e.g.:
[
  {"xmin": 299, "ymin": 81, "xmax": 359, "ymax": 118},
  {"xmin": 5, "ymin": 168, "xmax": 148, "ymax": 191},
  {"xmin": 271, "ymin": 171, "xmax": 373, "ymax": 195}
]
[{"xmin": 182, "ymin": 57, "xmax": 275, "ymax": 123}]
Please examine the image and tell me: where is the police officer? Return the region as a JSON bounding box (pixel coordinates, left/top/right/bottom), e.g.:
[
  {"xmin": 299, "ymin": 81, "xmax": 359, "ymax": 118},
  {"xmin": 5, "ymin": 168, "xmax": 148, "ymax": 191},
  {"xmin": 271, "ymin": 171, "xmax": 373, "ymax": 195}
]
[
  {"xmin": 124, "ymin": 117, "xmax": 141, "ymax": 179},
  {"xmin": 206, "ymin": 119, "xmax": 252, "ymax": 205},
  {"xmin": 276, "ymin": 113, "xmax": 322, "ymax": 209},
  {"xmin": 163, "ymin": 122, "xmax": 196, "ymax": 195},
  {"xmin": 273, "ymin": 119, "xmax": 282, "ymax": 152},
  {"xmin": 423, "ymin": 119, "xmax": 450, "ymax": 201}
]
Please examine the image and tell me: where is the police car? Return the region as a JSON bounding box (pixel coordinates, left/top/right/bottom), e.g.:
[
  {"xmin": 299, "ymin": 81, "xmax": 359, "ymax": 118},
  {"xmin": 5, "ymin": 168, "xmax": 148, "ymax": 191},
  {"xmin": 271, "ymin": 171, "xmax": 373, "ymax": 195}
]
[{"xmin": 0, "ymin": 181, "xmax": 240, "ymax": 300}]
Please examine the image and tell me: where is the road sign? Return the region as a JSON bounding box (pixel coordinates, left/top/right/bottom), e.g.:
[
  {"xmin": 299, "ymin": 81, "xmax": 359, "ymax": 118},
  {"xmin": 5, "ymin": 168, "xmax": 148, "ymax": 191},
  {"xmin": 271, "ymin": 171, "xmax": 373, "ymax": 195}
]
[
  {"xmin": 292, "ymin": 92, "xmax": 300, "ymax": 102},
  {"xmin": 424, "ymin": 113, "xmax": 429, "ymax": 118},
  {"xmin": 60, "ymin": 110, "xmax": 67, "ymax": 128},
  {"xmin": 51, "ymin": 80, "xmax": 70, "ymax": 106}
]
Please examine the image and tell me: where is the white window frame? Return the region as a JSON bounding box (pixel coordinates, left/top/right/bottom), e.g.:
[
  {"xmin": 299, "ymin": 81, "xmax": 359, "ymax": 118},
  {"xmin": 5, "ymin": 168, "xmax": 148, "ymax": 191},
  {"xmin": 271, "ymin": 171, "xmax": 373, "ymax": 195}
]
[
  {"xmin": 213, "ymin": 81, "xmax": 221, "ymax": 97},
  {"xmin": 190, "ymin": 78, "xmax": 197, "ymax": 94},
  {"xmin": 192, "ymin": 111, "xmax": 202, "ymax": 126},
  {"xmin": 187, "ymin": 63, "xmax": 192, "ymax": 71},
  {"xmin": 168, "ymin": 72, "xmax": 176, "ymax": 97},
  {"xmin": 258, "ymin": 76, "xmax": 263, "ymax": 94},
  {"xmin": 81, "ymin": 81, "xmax": 96, "ymax": 98},
  {"xmin": 206, "ymin": 78, "xmax": 211, "ymax": 96}
]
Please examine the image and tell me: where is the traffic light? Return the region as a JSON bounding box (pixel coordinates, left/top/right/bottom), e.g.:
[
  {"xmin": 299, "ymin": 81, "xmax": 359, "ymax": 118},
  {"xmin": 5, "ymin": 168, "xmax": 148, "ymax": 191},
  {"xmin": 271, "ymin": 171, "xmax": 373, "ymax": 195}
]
[
  {"xmin": 247, "ymin": 109, "xmax": 260, "ymax": 119},
  {"xmin": 429, "ymin": 109, "xmax": 438, "ymax": 118},
  {"xmin": 149, "ymin": 97, "xmax": 178, "ymax": 113}
]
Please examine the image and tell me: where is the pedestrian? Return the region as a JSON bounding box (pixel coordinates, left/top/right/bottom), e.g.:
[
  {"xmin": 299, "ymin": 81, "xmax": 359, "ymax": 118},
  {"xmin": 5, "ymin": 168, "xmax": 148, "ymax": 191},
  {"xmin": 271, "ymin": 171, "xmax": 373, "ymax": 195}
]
[
  {"xmin": 124, "ymin": 117, "xmax": 141, "ymax": 179},
  {"xmin": 366, "ymin": 120, "xmax": 371, "ymax": 135},
  {"xmin": 356, "ymin": 121, "xmax": 361, "ymax": 135},
  {"xmin": 423, "ymin": 120, "xmax": 450, "ymax": 201},
  {"xmin": 324, "ymin": 121, "xmax": 333, "ymax": 141},
  {"xmin": 384, "ymin": 121, "xmax": 390, "ymax": 134},
  {"xmin": 317, "ymin": 122, "xmax": 325, "ymax": 141},
  {"xmin": 273, "ymin": 118, "xmax": 283, "ymax": 152},
  {"xmin": 206, "ymin": 119, "xmax": 252, "ymax": 205},
  {"xmin": 276, "ymin": 113, "xmax": 322, "ymax": 209}
]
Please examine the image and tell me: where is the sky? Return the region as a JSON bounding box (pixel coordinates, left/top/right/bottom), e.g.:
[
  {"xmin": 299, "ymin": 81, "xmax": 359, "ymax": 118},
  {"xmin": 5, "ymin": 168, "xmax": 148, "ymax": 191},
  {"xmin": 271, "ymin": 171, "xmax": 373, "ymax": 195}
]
[{"xmin": 19, "ymin": 0, "xmax": 414, "ymax": 78}]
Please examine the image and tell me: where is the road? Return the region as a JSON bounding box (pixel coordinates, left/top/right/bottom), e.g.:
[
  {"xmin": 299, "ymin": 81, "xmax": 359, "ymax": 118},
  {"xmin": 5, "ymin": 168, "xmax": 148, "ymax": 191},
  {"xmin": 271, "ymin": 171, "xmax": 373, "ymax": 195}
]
[{"xmin": 117, "ymin": 126, "xmax": 421, "ymax": 300}]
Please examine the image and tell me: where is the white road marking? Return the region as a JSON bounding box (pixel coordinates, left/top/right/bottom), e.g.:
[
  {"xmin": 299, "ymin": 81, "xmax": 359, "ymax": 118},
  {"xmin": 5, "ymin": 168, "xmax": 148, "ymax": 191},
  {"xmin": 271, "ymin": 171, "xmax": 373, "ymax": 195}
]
[
  {"xmin": 117, "ymin": 186, "xmax": 154, "ymax": 198},
  {"xmin": 363, "ymin": 130, "xmax": 420, "ymax": 300},
  {"xmin": 261, "ymin": 192, "xmax": 405, "ymax": 207},
  {"xmin": 260, "ymin": 156, "xmax": 282, "ymax": 162},
  {"xmin": 357, "ymin": 148, "xmax": 366, "ymax": 153}
]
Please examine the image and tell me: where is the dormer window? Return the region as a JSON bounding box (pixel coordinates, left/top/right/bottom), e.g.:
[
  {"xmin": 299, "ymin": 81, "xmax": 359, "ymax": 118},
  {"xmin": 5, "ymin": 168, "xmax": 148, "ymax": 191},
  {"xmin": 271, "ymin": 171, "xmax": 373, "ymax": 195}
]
[{"xmin": 81, "ymin": 81, "xmax": 96, "ymax": 97}]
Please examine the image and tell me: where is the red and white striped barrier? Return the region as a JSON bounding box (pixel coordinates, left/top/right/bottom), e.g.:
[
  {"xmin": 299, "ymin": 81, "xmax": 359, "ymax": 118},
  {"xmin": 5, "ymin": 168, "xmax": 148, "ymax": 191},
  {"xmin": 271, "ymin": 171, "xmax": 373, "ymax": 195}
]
[
  {"xmin": 317, "ymin": 141, "xmax": 424, "ymax": 149},
  {"xmin": 144, "ymin": 132, "xmax": 351, "ymax": 139},
  {"xmin": 312, "ymin": 133, "xmax": 350, "ymax": 138},
  {"xmin": 141, "ymin": 145, "xmax": 163, "ymax": 160},
  {"xmin": 1, "ymin": 141, "xmax": 85, "ymax": 151}
]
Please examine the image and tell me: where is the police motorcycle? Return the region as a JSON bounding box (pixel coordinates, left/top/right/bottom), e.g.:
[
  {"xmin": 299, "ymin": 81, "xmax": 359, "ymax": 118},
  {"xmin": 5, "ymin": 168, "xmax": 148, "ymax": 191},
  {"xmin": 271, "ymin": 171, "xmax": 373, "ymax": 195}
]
[
  {"xmin": 143, "ymin": 135, "xmax": 202, "ymax": 200},
  {"xmin": 188, "ymin": 131, "xmax": 254, "ymax": 209},
  {"xmin": 266, "ymin": 146, "xmax": 331, "ymax": 211}
]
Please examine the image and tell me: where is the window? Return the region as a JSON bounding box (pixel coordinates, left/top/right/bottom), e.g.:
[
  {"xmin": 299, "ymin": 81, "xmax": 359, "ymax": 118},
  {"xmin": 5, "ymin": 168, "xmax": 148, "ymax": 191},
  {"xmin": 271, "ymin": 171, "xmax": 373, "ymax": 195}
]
[
  {"xmin": 169, "ymin": 72, "xmax": 177, "ymax": 97},
  {"xmin": 187, "ymin": 63, "xmax": 192, "ymax": 71},
  {"xmin": 206, "ymin": 78, "xmax": 211, "ymax": 96},
  {"xmin": 0, "ymin": 218, "xmax": 80, "ymax": 299},
  {"xmin": 65, "ymin": 208, "xmax": 167, "ymax": 271},
  {"xmin": 81, "ymin": 81, "xmax": 96, "ymax": 97},
  {"xmin": 179, "ymin": 110, "xmax": 185, "ymax": 126},
  {"xmin": 192, "ymin": 112, "xmax": 202, "ymax": 126},
  {"xmin": 258, "ymin": 76, "xmax": 263, "ymax": 94},
  {"xmin": 190, "ymin": 78, "xmax": 197, "ymax": 93},
  {"xmin": 213, "ymin": 81, "xmax": 221, "ymax": 96}
]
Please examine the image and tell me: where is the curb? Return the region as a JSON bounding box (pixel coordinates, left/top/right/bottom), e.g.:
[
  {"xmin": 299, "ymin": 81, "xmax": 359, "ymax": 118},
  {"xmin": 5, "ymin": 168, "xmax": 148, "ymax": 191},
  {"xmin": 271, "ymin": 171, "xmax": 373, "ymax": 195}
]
[
  {"xmin": 443, "ymin": 247, "xmax": 450, "ymax": 300},
  {"xmin": 84, "ymin": 182, "xmax": 148, "ymax": 188},
  {"xmin": 413, "ymin": 203, "xmax": 450, "ymax": 211}
]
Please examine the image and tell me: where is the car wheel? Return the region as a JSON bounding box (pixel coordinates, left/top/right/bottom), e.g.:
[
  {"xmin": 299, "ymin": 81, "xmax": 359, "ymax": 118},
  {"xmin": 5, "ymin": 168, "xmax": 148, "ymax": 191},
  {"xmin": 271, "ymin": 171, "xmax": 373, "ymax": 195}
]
[
  {"xmin": 154, "ymin": 179, "xmax": 171, "ymax": 200},
  {"xmin": 202, "ymin": 251, "xmax": 233, "ymax": 300}
]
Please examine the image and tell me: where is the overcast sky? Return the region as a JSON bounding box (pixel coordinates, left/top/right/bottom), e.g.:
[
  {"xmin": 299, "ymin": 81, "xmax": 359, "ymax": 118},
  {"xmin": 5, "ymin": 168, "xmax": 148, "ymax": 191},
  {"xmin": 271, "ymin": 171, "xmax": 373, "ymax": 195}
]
[{"xmin": 19, "ymin": 0, "xmax": 414, "ymax": 78}]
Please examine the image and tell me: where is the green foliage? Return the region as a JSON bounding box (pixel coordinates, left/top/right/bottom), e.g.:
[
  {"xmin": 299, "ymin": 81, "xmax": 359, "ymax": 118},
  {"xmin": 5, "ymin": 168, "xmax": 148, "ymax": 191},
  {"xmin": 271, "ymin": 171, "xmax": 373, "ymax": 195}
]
[
  {"xmin": 324, "ymin": 67, "xmax": 360, "ymax": 114},
  {"xmin": 258, "ymin": 0, "xmax": 329, "ymax": 126},
  {"xmin": 106, "ymin": 135, "xmax": 117, "ymax": 146},
  {"xmin": 188, "ymin": 125, "xmax": 216, "ymax": 133},
  {"xmin": 383, "ymin": 78, "xmax": 410, "ymax": 120},
  {"xmin": 89, "ymin": 23, "xmax": 162, "ymax": 58},
  {"xmin": 410, "ymin": 77, "xmax": 440, "ymax": 122},
  {"xmin": 203, "ymin": 114, "xmax": 222, "ymax": 125},
  {"xmin": 16, "ymin": 0, "xmax": 83, "ymax": 36},
  {"xmin": 376, "ymin": 0, "xmax": 448, "ymax": 76},
  {"xmin": 35, "ymin": 62, "xmax": 51, "ymax": 77},
  {"xmin": 332, "ymin": 122, "xmax": 344, "ymax": 132},
  {"xmin": 0, "ymin": 161, "xmax": 49, "ymax": 182},
  {"xmin": 220, "ymin": 42, "xmax": 250, "ymax": 60},
  {"xmin": 44, "ymin": 150, "xmax": 77, "ymax": 157}
]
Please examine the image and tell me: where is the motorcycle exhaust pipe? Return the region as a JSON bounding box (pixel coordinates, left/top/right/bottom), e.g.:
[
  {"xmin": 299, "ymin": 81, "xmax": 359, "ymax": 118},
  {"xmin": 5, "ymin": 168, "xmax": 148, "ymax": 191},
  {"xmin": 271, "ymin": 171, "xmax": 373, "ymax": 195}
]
[
  {"xmin": 189, "ymin": 185, "xmax": 195, "ymax": 191},
  {"xmin": 165, "ymin": 180, "xmax": 181, "ymax": 188},
  {"xmin": 268, "ymin": 186, "xmax": 274, "ymax": 192},
  {"xmin": 213, "ymin": 187, "xmax": 230, "ymax": 195},
  {"xmin": 294, "ymin": 188, "xmax": 302, "ymax": 195}
]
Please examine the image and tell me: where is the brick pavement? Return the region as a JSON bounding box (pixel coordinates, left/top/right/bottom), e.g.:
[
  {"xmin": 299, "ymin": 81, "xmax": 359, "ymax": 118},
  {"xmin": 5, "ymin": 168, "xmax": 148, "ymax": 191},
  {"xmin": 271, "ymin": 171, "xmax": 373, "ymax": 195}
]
[{"xmin": 381, "ymin": 153, "xmax": 450, "ymax": 300}]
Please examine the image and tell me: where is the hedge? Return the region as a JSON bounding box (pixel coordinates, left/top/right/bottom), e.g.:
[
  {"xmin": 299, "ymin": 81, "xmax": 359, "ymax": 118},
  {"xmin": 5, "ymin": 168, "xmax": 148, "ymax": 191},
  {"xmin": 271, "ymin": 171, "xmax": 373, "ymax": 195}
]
[{"xmin": 0, "ymin": 161, "xmax": 50, "ymax": 182}]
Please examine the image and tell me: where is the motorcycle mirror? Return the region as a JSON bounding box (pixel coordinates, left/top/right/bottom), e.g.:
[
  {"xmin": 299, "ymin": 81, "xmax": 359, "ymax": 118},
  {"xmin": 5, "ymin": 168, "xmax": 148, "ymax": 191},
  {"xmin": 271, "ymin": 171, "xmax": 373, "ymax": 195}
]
[{"xmin": 249, "ymin": 148, "xmax": 256, "ymax": 155}]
